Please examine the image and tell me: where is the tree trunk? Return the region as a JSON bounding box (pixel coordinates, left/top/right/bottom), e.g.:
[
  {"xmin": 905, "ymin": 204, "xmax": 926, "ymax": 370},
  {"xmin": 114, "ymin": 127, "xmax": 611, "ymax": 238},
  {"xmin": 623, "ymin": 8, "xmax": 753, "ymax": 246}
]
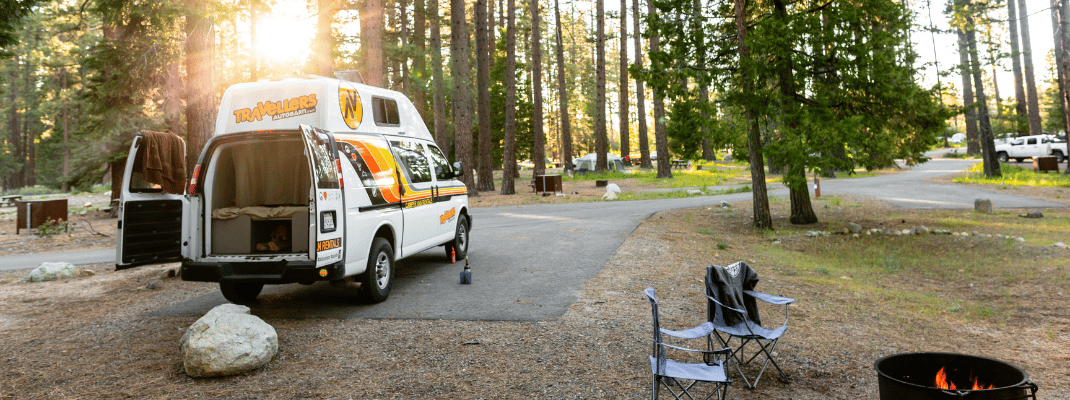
[
  {"xmin": 414, "ymin": 0, "xmax": 428, "ymax": 121},
  {"xmin": 618, "ymin": 0, "xmax": 630, "ymax": 166},
  {"xmin": 633, "ymin": 0, "xmax": 651, "ymax": 168},
  {"xmin": 1062, "ymin": 0, "xmax": 1070, "ymax": 174},
  {"xmin": 1017, "ymin": 0, "xmax": 1043, "ymax": 136},
  {"xmin": 451, "ymin": 0, "xmax": 477, "ymax": 193},
  {"xmin": 430, "ymin": 0, "xmax": 448, "ymax": 152},
  {"xmin": 185, "ymin": 3, "xmax": 216, "ymax": 178},
  {"xmin": 250, "ymin": 1, "xmax": 259, "ymax": 81},
  {"xmin": 362, "ymin": 0, "xmax": 384, "ymax": 87},
  {"xmin": 531, "ymin": 0, "xmax": 545, "ymax": 177},
  {"xmin": 789, "ymin": 186, "xmax": 817, "ymax": 225},
  {"xmin": 501, "ymin": 0, "xmax": 518, "ymax": 194},
  {"xmin": 60, "ymin": 67, "xmax": 70, "ymax": 192},
  {"xmin": 554, "ymin": 0, "xmax": 573, "ymax": 173},
  {"xmin": 957, "ymin": 30, "xmax": 979, "ymax": 154},
  {"xmin": 965, "ymin": 19, "xmax": 1001, "ymax": 178},
  {"xmin": 735, "ymin": 0, "xmax": 771, "ymax": 229},
  {"xmin": 1051, "ymin": 0, "xmax": 1069, "ymax": 142},
  {"xmin": 314, "ymin": 0, "xmax": 336, "ymax": 76},
  {"xmin": 595, "ymin": 0, "xmax": 608, "ymax": 172},
  {"xmin": 695, "ymin": 0, "xmax": 713, "ymax": 162},
  {"xmin": 475, "ymin": 0, "xmax": 494, "ymax": 191},
  {"xmin": 1007, "ymin": 0, "xmax": 1028, "ymax": 136},
  {"xmin": 649, "ymin": 0, "xmax": 670, "ymax": 179}
]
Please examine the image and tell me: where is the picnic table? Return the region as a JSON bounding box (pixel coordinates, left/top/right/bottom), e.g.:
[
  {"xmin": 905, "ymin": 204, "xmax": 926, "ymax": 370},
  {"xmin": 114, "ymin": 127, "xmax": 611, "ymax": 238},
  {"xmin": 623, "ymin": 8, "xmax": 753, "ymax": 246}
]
[
  {"xmin": 671, "ymin": 160, "xmax": 690, "ymax": 169},
  {"xmin": 1, "ymin": 194, "xmax": 23, "ymax": 207}
]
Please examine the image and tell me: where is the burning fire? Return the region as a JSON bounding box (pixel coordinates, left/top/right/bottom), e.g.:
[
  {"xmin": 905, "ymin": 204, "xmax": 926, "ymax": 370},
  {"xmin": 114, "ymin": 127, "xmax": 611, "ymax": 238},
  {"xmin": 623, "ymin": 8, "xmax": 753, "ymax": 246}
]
[{"xmin": 935, "ymin": 367, "xmax": 996, "ymax": 390}]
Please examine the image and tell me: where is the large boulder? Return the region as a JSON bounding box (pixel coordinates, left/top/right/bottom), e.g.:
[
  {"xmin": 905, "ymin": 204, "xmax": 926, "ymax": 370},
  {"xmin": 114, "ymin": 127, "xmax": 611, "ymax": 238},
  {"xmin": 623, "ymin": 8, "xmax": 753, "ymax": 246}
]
[
  {"xmin": 28, "ymin": 262, "xmax": 77, "ymax": 282},
  {"xmin": 180, "ymin": 304, "xmax": 278, "ymax": 378}
]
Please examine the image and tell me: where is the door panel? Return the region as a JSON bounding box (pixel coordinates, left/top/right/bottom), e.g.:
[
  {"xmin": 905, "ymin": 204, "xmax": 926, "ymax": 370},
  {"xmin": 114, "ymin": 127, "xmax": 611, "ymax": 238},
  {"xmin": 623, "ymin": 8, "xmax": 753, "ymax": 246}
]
[
  {"xmin": 116, "ymin": 134, "xmax": 188, "ymax": 270},
  {"xmin": 300, "ymin": 124, "xmax": 346, "ymax": 268}
]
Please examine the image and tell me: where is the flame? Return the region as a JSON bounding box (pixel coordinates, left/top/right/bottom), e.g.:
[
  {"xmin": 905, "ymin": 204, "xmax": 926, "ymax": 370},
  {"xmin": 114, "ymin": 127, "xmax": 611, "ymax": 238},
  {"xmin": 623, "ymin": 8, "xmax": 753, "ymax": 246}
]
[{"xmin": 934, "ymin": 367, "xmax": 996, "ymax": 390}]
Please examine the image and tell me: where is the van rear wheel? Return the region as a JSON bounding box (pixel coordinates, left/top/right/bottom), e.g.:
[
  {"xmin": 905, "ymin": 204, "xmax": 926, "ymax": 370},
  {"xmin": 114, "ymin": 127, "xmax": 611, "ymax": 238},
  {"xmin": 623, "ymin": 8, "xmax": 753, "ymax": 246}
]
[
  {"xmin": 445, "ymin": 215, "xmax": 469, "ymax": 262},
  {"xmin": 360, "ymin": 238, "xmax": 394, "ymax": 303},
  {"xmin": 220, "ymin": 282, "xmax": 264, "ymax": 304}
]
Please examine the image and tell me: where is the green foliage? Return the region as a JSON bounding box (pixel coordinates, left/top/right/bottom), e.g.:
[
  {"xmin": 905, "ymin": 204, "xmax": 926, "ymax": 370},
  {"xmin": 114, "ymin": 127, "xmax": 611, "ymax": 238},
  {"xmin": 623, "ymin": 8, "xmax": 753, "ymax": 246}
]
[
  {"xmin": 635, "ymin": 0, "xmax": 952, "ymax": 209},
  {"xmin": 34, "ymin": 218, "xmax": 68, "ymax": 238}
]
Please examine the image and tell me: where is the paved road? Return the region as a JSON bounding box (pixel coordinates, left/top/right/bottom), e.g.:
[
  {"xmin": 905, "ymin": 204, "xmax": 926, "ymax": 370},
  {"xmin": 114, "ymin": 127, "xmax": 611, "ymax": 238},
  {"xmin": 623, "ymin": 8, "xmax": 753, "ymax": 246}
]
[{"xmin": 2, "ymin": 156, "xmax": 1064, "ymax": 321}]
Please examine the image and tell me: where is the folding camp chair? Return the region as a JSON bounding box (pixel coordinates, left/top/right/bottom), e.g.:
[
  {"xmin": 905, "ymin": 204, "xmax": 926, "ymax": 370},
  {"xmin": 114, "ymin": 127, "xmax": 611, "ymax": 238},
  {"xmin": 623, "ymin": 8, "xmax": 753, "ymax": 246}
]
[
  {"xmin": 644, "ymin": 288, "xmax": 732, "ymax": 400},
  {"xmin": 705, "ymin": 262, "xmax": 795, "ymax": 389}
]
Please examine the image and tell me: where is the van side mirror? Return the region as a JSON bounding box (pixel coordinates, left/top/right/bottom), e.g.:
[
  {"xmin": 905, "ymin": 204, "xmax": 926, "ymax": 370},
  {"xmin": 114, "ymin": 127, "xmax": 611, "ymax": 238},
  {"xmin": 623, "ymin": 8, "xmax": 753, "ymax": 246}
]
[{"xmin": 452, "ymin": 161, "xmax": 464, "ymax": 179}]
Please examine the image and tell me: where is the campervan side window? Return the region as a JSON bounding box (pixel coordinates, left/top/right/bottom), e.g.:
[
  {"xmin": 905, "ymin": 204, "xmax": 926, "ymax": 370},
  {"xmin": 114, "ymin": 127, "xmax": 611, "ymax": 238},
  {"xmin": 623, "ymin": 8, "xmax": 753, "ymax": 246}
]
[
  {"xmin": 391, "ymin": 140, "xmax": 432, "ymax": 183},
  {"xmin": 428, "ymin": 145, "xmax": 453, "ymax": 180},
  {"xmin": 373, "ymin": 97, "xmax": 400, "ymax": 126}
]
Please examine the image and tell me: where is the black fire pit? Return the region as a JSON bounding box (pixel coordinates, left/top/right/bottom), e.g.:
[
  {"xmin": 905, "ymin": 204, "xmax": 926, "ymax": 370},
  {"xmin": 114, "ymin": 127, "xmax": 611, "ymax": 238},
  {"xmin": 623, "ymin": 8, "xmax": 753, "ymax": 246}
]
[{"xmin": 874, "ymin": 352, "xmax": 1037, "ymax": 399}]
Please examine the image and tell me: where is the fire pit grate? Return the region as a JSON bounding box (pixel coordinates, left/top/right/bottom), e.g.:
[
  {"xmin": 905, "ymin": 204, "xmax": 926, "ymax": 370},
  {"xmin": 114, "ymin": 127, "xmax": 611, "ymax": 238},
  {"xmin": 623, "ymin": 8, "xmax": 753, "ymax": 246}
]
[{"xmin": 874, "ymin": 352, "xmax": 1038, "ymax": 400}]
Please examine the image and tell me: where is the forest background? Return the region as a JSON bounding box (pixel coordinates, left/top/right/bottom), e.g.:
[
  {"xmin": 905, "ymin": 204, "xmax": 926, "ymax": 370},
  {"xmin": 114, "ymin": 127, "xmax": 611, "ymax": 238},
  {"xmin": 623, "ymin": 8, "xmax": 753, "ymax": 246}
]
[{"xmin": 1, "ymin": 0, "xmax": 1069, "ymax": 229}]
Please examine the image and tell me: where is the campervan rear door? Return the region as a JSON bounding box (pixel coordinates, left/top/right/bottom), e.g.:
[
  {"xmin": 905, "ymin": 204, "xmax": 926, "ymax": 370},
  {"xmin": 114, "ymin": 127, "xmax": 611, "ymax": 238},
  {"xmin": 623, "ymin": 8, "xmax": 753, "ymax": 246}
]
[
  {"xmin": 299, "ymin": 124, "xmax": 346, "ymax": 267},
  {"xmin": 115, "ymin": 133, "xmax": 188, "ymax": 270}
]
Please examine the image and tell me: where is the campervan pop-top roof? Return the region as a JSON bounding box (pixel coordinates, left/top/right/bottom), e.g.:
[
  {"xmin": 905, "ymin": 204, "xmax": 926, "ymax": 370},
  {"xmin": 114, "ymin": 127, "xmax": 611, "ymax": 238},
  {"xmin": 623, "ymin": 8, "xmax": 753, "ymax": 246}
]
[{"xmin": 214, "ymin": 75, "xmax": 433, "ymax": 142}]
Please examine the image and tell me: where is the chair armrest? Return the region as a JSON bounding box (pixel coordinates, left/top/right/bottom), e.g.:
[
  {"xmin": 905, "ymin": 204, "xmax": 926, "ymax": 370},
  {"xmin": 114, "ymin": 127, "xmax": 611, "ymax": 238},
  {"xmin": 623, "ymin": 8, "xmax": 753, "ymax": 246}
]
[
  {"xmin": 660, "ymin": 322, "xmax": 715, "ymax": 339},
  {"xmin": 707, "ymin": 295, "xmax": 747, "ymax": 315},
  {"xmin": 744, "ymin": 290, "xmax": 795, "ymax": 305}
]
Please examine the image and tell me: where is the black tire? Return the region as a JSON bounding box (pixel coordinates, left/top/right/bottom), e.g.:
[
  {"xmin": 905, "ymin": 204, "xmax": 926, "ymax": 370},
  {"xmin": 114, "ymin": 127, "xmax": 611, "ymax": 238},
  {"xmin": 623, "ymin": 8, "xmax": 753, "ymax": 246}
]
[
  {"xmin": 445, "ymin": 215, "xmax": 469, "ymax": 262},
  {"xmin": 360, "ymin": 237, "xmax": 394, "ymax": 303},
  {"xmin": 1014, "ymin": 158, "xmax": 1023, "ymax": 163},
  {"xmin": 997, "ymin": 152, "xmax": 1009, "ymax": 163},
  {"xmin": 1053, "ymin": 150, "xmax": 1066, "ymax": 163},
  {"xmin": 219, "ymin": 282, "xmax": 264, "ymax": 304}
]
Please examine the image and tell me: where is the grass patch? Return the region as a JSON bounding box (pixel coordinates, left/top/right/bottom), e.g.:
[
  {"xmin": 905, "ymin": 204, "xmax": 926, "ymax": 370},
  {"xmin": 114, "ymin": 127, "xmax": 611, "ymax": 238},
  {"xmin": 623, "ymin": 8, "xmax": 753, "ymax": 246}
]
[{"xmin": 953, "ymin": 163, "xmax": 1070, "ymax": 187}]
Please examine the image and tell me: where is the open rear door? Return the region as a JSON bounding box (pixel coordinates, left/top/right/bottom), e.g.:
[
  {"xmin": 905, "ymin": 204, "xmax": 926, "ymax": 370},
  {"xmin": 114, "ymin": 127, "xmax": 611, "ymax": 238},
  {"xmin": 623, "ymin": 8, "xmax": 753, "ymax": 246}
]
[
  {"xmin": 299, "ymin": 124, "xmax": 346, "ymax": 267},
  {"xmin": 115, "ymin": 132, "xmax": 188, "ymax": 270}
]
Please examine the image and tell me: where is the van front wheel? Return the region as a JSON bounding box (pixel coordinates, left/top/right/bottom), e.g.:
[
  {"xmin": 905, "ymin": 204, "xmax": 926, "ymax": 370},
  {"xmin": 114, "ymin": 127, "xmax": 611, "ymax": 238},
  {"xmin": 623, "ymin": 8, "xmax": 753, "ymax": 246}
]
[
  {"xmin": 360, "ymin": 238, "xmax": 394, "ymax": 303},
  {"xmin": 445, "ymin": 215, "xmax": 469, "ymax": 262},
  {"xmin": 220, "ymin": 282, "xmax": 264, "ymax": 304}
]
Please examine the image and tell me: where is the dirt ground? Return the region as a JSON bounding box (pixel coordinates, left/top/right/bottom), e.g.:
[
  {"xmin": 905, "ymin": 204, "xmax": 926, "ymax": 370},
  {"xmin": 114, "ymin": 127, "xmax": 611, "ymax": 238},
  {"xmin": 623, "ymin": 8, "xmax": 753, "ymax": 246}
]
[{"xmin": 1, "ymin": 172, "xmax": 1069, "ymax": 399}]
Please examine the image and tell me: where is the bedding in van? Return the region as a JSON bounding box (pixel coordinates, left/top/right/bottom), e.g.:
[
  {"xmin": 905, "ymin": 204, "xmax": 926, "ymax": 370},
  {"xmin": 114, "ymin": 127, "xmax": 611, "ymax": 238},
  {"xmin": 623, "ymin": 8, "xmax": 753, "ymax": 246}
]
[{"xmin": 211, "ymin": 206, "xmax": 307, "ymax": 220}]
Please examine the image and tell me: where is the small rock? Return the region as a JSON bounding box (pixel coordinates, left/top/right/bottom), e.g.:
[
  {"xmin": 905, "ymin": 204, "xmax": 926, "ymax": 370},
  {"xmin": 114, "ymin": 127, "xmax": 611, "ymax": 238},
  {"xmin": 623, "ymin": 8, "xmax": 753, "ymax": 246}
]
[
  {"xmin": 601, "ymin": 191, "xmax": 618, "ymax": 200},
  {"xmin": 78, "ymin": 269, "xmax": 96, "ymax": 277},
  {"xmin": 974, "ymin": 199, "xmax": 993, "ymax": 214},
  {"xmin": 83, "ymin": 202, "xmax": 93, "ymax": 208},
  {"xmin": 1019, "ymin": 211, "xmax": 1044, "ymax": 219},
  {"xmin": 723, "ymin": 154, "xmax": 734, "ymax": 161},
  {"xmin": 842, "ymin": 228, "xmax": 850, "ymax": 235},
  {"xmin": 181, "ymin": 304, "xmax": 278, "ymax": 378},
  {"xmin": 29, "ymin": 262, "xmax": 77, "ymax": 282},
  {"xmin": 606, "ymin": 183, "xmax": 622, "ymax": 193},
  {"xmin": 772, "ymin": 239, "xmax": 781, "ymax": 244},
  {"xmin": 687, "ymin": 189, "xmax": 704, "ymax": 196},
  {"xmin": 852, "ymin": 233, "xmax": 859, "ymax": 238},
  {"xmin": 846, "ymin": 222, "xmax": 863, "ymax": 234},
  {"xmin": 806, "ymin": 231, "xmax": 820, "ymax": 237},
  {"xmin": 952, "ymin": 232, "xmax": 960, "ymax": 237},
  {"xmin": 915, "ymin": 225, "xmax": 930, "ymax": 235},
  {"xmin": 146, "ymin": 281, "xmax": 162, "ymax": 290},
  {"xmin": 1015, "ymin": 237, "xmax": 1025, "ymax": 242},
  {"xmin": 79, "ymin": 211, "xmax": 87, "ymax": 215},
  {"xmin": 720, "ymin": 201, "xmax": 730, "ymax": 208},
  {"xmin": 902, "ymin": 229, "xmax": 912, "ymax": 235},
  {"xmin": 1053, "ymin": 242, "xmax": 1067, "ymax": 249},
  {"xmin": 996, "ymin": 234, "xmax": 1003, "ymax": 239}
]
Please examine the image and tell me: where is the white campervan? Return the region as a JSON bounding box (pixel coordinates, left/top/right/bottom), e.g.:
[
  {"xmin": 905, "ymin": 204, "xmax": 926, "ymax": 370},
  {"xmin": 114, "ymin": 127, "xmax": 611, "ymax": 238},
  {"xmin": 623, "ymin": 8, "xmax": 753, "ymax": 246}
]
[{"xmin": 115, "ymin": 75, "xmax": 471, "ymax": 304}]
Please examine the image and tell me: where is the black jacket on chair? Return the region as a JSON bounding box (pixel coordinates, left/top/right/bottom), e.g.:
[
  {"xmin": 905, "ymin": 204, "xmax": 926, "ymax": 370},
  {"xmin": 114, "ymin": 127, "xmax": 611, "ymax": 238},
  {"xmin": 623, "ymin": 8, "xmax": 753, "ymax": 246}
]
[{"xmin": 706, "ymin": 262, "xmax": 761, "ymax": 327}]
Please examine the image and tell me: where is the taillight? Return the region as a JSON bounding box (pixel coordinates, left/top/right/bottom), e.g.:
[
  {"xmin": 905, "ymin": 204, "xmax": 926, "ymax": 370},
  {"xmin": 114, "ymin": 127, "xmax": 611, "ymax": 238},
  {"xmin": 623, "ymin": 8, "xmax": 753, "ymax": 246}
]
[
  {"xmin": 336, "ymin": 159, "xmax": 344, "ymax": 189},
  {"xmin": 188, "ymin": 164, "xmax": 201, "ymax": 194}
]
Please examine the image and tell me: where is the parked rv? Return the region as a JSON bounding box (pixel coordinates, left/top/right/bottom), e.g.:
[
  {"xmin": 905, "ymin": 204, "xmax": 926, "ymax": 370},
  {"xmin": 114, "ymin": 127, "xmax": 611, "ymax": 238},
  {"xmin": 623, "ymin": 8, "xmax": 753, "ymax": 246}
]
[{"xmin": 115, "ymin": 75, "xmax": 471, "ymax": 304}]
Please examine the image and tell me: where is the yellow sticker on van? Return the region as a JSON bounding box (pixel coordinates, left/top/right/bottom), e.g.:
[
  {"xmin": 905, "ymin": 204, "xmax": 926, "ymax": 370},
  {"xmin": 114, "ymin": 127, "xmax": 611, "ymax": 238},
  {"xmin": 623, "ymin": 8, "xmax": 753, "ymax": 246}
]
[
  {"xmin": 232, "ymin": 94, "xmax": 318, "ymax": 123},
  {"xmin": 339, "ymin": 82, "xmax": 363, "ymax": 129}
]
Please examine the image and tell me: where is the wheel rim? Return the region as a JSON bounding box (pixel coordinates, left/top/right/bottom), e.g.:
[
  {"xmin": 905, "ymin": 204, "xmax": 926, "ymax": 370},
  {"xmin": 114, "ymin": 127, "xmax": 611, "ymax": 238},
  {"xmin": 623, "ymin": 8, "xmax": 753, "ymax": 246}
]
[
  {"xmin": 374, "ymin": 252, "xmax": 390, "ymax": 290},
  {"xmin": 457, "ymin": 223, "xmax": 468, "ymax": 252}
]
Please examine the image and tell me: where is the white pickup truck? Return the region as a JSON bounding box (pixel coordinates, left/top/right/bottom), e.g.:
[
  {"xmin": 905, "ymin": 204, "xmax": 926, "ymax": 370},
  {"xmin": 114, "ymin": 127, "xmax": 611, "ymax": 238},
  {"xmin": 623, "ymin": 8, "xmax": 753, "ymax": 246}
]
[{"xmin": 995, "ymin": 134, "xmax": 1066, "ymax": 163}]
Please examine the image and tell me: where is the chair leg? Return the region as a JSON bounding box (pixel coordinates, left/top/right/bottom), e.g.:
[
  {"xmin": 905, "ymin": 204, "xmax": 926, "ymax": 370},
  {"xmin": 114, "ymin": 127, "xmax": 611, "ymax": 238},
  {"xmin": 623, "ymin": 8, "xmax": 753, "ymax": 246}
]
[{"xmin": 652, "ymin": 376, "xmax": 660, "ymax": 400}]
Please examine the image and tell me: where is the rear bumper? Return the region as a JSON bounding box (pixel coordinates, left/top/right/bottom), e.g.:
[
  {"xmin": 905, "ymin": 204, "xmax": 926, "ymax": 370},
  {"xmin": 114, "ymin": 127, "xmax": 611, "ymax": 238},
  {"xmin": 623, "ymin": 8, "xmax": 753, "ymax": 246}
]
[{"xmin": 181, "ymin": 260, "xmax": 345, "ymax": 284}]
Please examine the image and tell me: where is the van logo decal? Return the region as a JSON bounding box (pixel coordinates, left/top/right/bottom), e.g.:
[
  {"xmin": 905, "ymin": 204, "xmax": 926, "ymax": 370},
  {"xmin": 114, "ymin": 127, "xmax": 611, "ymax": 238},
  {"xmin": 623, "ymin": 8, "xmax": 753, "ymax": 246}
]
[
  {"xmin": 339, "ymin": 82, "xmax": 363, "ymax": 129},
  {"xmin": 316, "ymin": 238, "xmax": 341, "ymax": 252},
  {"xmin": 232, "ymin": 94, "xmax": 318, "ymax": 123},
  {"xmin": 439, "ymin": 207, "xmax": 456, "ymax": 224}
]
